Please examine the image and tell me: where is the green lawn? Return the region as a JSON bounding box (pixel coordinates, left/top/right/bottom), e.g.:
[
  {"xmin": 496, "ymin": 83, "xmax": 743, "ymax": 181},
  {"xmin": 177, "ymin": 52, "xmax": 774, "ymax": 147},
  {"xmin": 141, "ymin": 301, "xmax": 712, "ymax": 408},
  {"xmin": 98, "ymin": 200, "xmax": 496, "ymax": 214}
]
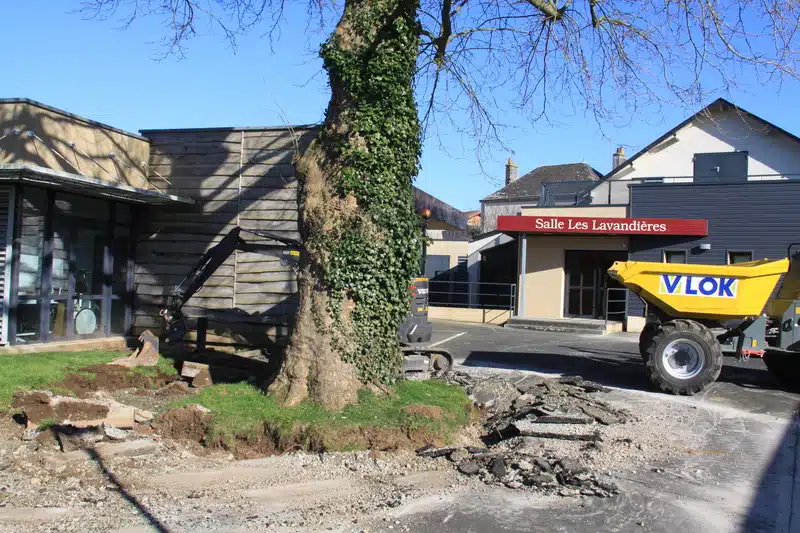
[
  {"xmin": 175, "ymin": 380, "xmax": 472, "ymax": 446},
  {"xmin": 0, "ymin": 351, "xmax": 123, "ymax": 407},
  {"xmin": 0, "ymin": 350, "xmax": 179, "ymax": 408}
]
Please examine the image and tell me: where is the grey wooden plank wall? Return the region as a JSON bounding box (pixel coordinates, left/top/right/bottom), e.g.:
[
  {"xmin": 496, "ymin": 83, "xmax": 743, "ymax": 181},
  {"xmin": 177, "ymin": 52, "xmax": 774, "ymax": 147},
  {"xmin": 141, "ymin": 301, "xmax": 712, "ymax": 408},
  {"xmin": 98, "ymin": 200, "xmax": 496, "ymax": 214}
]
[{"xmin": 134, "ymin": 126, "xmax": 317, "ymax": 348}]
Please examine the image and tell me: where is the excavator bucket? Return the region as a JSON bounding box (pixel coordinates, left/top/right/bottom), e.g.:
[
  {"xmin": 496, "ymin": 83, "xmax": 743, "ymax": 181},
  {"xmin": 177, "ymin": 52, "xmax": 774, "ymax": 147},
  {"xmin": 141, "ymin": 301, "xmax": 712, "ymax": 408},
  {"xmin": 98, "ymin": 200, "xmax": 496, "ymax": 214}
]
[{"xmin": 110, "ymin": 330, "xmax": 160, "ymax": 368}]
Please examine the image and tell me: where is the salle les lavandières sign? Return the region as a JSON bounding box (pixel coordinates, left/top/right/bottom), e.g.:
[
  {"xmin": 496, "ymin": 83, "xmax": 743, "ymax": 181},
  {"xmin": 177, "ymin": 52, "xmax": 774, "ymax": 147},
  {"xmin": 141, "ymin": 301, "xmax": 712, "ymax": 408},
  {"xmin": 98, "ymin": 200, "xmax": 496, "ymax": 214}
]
[{"xmin": 496, "ymin": 216, "xmax": 709, "ymax": 236}]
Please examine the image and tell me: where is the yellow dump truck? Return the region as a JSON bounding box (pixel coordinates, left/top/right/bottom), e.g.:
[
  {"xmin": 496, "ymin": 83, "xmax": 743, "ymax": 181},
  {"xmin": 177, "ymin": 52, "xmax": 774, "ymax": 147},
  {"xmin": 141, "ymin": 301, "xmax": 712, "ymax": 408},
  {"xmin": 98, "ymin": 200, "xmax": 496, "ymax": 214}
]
[{"xmin": 608, "ymin": 251, "xmax": 800, "ymax": 394}]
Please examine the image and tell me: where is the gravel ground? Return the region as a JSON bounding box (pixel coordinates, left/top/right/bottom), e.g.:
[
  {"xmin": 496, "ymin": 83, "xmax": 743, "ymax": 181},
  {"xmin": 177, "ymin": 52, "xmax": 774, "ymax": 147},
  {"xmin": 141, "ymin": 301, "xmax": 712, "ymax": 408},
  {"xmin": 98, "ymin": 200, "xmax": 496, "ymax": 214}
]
[{"xmin": 0, "ymin": 369, "xmax": 702, "ymax": 533}]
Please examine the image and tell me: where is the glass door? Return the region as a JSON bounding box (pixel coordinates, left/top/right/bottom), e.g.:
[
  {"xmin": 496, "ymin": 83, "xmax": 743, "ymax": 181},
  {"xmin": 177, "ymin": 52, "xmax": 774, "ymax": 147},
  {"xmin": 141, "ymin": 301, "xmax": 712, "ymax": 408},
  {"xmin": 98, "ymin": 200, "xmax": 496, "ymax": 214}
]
[
  {"xmin": 564, "ymin": 250, "xmax": 628, "ymax": 319},
  {"xmin": 49, "ymin": 195, "xmax": 108, "ymax": 339},
  {"xmin": 565, "ymin": 250, "xmax": 597, "ymax": 317}
]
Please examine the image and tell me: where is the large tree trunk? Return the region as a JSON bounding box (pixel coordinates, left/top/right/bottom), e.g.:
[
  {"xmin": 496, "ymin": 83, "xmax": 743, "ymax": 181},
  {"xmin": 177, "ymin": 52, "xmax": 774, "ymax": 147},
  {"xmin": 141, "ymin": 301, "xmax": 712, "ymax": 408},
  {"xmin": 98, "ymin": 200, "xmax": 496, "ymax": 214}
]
[{"xmin": 269, "ymin": 0, "xmax": 423, "ymax": 410}]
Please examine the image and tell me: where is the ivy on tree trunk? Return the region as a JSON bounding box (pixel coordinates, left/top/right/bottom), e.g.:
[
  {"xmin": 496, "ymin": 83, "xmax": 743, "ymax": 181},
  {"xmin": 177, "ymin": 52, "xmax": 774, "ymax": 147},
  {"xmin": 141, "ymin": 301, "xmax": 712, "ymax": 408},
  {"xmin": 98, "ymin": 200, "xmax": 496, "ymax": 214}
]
[{"xmin": 269, "ymin": 0, "xmax": 424, "ymax": 410}]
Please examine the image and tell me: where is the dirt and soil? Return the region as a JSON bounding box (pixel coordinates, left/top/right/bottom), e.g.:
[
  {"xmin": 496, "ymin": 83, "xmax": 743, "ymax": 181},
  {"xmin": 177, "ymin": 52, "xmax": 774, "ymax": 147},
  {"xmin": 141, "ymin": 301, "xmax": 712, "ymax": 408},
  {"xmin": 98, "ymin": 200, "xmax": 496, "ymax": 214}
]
[
  {"xmin": 151, "ymin": 405, "xmax": 214, "ymax": 443},
  {"xmin": 55, "ymin": 365, "xmax": 177, "ymax": 397},
  {"xmin": 402, "ymin": 404, "xmax": 444, "ymax": 420}
]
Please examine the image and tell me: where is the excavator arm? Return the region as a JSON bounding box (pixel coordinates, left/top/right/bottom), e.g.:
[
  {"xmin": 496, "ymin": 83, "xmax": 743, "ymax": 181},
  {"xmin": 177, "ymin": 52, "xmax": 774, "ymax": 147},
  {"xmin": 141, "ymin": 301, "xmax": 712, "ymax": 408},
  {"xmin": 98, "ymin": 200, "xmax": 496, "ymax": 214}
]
[{"xmin": 160, "ymin": 226, "xmax": 302, "ymax": 342}]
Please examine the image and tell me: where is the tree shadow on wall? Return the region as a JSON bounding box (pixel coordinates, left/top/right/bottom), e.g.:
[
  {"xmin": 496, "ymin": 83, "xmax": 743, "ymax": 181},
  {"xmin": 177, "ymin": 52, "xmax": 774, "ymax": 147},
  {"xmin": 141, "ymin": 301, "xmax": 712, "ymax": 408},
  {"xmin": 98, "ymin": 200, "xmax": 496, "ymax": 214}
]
[{"xmin": 132, "ymin": 126, "xmax": 319, "ymax": 381}]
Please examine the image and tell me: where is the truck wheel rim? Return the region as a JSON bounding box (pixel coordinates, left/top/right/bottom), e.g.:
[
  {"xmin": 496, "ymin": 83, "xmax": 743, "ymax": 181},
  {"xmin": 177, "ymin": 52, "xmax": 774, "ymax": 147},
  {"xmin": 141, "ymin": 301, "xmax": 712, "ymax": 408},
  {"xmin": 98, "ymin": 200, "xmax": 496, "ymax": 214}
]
[{"xmin": 662, "ymin": 339, "xmax": 705, "ymax": 380}]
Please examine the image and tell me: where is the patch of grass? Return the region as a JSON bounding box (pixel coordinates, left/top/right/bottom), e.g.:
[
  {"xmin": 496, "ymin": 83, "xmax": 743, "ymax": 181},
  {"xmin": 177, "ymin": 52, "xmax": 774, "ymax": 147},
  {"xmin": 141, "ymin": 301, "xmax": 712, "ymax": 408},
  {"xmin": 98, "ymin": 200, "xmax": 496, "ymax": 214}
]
[
  {"xmin": 132, "ymin": 356, "xmax": 179, "ymax": 378},
  {"xmin": 174, "ymin": 380, "xmax": 472, "ymax": 445},
  {"xmin": 0, "ymin": 351, "xmax": 123, "ymax": 407},
  {"xmin": 38, "ymin": 418, "xmax": 58, "ymax": 430}
]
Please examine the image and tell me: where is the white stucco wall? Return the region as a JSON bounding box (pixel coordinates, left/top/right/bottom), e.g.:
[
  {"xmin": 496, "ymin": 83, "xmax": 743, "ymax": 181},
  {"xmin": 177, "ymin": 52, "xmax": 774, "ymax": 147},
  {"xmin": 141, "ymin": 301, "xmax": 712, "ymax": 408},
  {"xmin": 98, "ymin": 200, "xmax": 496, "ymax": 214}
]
[{"xmin": 607, "ymin": 107, "xmax": 800, "ymax": 182}]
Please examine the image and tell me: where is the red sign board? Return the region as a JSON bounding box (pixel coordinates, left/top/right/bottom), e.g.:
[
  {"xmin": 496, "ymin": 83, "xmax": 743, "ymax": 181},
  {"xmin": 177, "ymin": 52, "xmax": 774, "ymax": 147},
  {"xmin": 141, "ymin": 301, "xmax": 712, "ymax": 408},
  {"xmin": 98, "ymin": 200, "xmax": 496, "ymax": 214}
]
[{"xmin": 497, "ymin": 215, "xmax": 708, "ymax": 236}]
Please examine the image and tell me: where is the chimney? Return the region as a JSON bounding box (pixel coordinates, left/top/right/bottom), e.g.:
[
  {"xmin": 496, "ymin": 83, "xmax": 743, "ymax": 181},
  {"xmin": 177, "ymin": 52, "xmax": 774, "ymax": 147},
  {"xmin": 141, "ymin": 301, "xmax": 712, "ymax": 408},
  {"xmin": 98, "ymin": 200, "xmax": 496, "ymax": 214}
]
[
  {"xmin": 505, "ymin": 157, "xmax": 519, "ymax": 185},
  {"xmin": 612, "ymin": 146, "xmax": 626, "ymax": 169}
]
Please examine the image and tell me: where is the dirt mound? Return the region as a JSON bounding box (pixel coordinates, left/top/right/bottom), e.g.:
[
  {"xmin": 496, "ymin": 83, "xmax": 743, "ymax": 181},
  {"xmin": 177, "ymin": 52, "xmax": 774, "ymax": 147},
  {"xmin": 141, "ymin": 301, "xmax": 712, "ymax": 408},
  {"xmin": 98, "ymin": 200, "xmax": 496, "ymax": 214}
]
[
  {"xmin": 12, "ymin": 390, "xmax": 112, "ymax": 425},
  {"xmin": 160, "ymin": 417, "xmax": 448, "ymax": 460},
  {"xmin": 152, "ymin": 405, "xmax": 214, "ymax": 443},
  {"xmin": 57, "ymin": 365, "xmax": 176, "ymax": 397},
  {"xmin": 403, "ymin": 404, "xmax": 443, "ymax": 420}
]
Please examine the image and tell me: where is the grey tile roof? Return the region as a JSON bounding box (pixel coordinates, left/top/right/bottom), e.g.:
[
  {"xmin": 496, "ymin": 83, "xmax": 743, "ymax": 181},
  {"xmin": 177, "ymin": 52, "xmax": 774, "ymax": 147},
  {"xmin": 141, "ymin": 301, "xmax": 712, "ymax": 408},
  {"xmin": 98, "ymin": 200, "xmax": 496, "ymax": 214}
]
[{"xmin": 483, "ymin": 163, "xmax": 601, "ymax": 201}]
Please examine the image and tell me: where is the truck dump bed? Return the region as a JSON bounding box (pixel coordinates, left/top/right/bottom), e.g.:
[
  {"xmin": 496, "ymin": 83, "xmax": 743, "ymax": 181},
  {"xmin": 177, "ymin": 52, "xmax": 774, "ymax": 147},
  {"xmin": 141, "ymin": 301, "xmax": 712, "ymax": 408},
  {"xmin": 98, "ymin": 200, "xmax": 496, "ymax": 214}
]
[{"xmin": 608, "ymin": 258, "xmax": 789, "ymax": 320}]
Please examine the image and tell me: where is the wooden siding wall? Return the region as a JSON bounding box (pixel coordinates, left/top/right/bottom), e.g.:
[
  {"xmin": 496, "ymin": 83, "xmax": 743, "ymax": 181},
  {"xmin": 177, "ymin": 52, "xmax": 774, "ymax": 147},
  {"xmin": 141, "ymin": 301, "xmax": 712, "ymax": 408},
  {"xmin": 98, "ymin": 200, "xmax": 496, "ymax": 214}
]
[{"xmin": 133, "ymin": 127, "xmax": 317, "ymax": 349}]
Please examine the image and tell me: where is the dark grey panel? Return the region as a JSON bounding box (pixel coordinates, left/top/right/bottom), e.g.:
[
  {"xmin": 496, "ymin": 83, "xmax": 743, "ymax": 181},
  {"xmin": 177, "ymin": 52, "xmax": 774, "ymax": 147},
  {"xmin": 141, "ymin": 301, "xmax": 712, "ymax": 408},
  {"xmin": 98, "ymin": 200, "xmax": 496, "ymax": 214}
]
[
  {"xmin": 627, "ymin": 180, "xmax": 800, "ymax": 317},
  {"xmin": 693, "ymin": 152, "xmax": 748, "ymax": 181}
]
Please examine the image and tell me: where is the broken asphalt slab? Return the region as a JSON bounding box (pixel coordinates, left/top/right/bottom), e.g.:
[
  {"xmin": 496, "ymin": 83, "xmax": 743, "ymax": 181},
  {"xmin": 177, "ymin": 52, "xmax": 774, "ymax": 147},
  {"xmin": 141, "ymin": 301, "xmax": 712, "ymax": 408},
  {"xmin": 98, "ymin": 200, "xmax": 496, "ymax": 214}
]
[{"xmin": 512, "ymin": 420, "xmax": 599, "ymax": 441}]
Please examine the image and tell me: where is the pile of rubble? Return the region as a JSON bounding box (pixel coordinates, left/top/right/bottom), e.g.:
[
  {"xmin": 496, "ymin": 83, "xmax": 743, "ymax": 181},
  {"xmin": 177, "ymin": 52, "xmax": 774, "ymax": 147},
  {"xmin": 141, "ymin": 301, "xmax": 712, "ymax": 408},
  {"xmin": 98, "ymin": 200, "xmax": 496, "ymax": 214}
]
[{"xmin": 416, "ymin": 372, "xmax": 629, "ymax": 497}]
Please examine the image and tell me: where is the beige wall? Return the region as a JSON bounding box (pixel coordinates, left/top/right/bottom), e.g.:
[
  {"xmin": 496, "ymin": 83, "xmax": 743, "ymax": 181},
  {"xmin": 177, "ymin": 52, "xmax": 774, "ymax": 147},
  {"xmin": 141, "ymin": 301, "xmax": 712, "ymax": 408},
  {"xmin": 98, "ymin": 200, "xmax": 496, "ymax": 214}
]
[
  {"xmin": 425, "ymin": 222, "xmax": 469, "ymax": 279},
  {"xmin": 429, "ymin": 306, "xmax": 510, "ymax": 325},
  {"xmin": 427, "ymin": 219, "xmax": 460, "ymax": 231},
  {"xmin": 519, "ymin": 235, "xmax": 629, "ymax": 318},
  {"xmin": 520, "ymin": 205, "xmax": 628, "ymax": 217},
  {"xmin": 0, "ymin": 100, "xmax": 151, "ymax": 189}
]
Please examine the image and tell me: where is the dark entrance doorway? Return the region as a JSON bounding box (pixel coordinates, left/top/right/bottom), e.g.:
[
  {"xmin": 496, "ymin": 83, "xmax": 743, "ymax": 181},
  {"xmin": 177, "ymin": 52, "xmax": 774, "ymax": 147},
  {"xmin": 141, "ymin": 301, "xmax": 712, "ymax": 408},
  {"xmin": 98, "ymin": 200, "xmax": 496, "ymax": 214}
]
[{"xmin": 564, "ymin": 250, "xmax": 628, "ymax": 319}]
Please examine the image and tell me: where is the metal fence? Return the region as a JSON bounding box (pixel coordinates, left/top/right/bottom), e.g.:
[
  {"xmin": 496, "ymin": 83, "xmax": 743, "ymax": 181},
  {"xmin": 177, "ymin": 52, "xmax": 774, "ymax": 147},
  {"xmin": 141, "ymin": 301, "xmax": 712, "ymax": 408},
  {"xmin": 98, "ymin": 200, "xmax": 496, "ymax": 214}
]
[
  {"xmin": 428, "ymin": 281, "xmax": 516, "ymax": 311},
  {"xmin": 604, "ymin": 287, "xmax": 628, "ymax": 327}
]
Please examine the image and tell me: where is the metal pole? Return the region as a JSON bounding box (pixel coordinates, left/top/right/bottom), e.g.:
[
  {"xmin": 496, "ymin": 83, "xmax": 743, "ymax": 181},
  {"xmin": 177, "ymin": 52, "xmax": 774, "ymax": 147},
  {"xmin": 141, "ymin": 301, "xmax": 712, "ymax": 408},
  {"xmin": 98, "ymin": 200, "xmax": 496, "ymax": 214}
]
[
  {"xmin": 519, "ymin": 232, "xmax": 527, "ymax": 317},
  {"xmin": 196, "ymin": 317, "xmax": 208, "ymax": 353}
]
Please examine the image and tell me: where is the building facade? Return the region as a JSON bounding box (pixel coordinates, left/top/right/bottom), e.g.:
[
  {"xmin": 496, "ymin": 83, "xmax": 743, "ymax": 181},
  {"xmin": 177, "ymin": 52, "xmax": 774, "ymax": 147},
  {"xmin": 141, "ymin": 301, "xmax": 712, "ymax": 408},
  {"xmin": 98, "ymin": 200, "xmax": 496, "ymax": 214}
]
[
  {"xmin": 493, "ymin": 98, "xmax": 800, "ymax": 331},
  {"xmin": 0, "ymin": 98, "xmax": 466, "ymax": 349},
  {"xmin": 0, "ymin": 99, "xmax": 191, "ymax": 346}
]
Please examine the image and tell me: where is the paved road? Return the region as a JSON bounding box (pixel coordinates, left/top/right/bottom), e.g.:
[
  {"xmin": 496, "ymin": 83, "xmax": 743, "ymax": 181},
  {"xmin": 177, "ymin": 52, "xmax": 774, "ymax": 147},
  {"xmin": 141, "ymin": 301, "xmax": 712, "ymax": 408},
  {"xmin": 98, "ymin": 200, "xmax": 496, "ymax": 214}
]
[
  {"xmin": 430, "ymin": 320, "xmax": 800, "ymax": 418},
  {"xmin": 382, "ymin": 321, "xmax": 800, "ymax": 533}
]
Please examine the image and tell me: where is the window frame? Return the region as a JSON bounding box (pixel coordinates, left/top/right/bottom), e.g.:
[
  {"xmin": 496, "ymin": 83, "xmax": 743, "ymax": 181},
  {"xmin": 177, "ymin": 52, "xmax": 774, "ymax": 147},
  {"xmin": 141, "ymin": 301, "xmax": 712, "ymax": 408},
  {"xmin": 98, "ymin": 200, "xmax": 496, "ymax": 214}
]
[
  {"xmin": 662, "ymin": 249, "xmax": 688, "ymax": 264},
  {"xmin": 727, "ymin": 250, "xmax": 754, "ymax": 265}
]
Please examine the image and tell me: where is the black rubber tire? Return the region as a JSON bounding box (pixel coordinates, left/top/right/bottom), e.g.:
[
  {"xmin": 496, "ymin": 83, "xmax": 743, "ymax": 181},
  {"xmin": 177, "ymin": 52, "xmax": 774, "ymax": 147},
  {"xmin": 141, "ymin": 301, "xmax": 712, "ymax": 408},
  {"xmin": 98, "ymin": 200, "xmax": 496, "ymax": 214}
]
[
  {"xmin": 644, "ymin": 319, "xmax": 723, "ymax": 395},
  {"xmin": 763, "ymin": 351, "xmax": 800, "ymax": 391},
  {"xmin": 638, "ymin": 323, "xmax": 659, "ymax": 362}
]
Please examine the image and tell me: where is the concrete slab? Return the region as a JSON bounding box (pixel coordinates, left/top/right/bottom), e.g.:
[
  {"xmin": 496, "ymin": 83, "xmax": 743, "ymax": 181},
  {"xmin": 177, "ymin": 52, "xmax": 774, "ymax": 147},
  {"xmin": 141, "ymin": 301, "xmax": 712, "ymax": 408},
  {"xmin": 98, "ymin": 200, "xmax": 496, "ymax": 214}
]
[
  {"xmin": 0, "ymin": 507, "xmax": 70, "ymax": 522},
  {"xmin": 242, "ymin": 478, "xmax": 361, "ymax": 511},
  {"xmin": 506, "ymin": 316, "xmax": 622, "ymax": 334}
]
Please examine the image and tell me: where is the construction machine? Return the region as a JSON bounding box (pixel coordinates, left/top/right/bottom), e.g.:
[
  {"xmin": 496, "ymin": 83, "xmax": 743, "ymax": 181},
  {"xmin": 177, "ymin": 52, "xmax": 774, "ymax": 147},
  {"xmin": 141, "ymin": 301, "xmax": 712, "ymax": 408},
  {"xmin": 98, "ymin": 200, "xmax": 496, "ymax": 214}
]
[
  {"xmin": 156, "ymin": 226, "xmax": 453, "ymax": 378},
  {"xmin": 608, "ymin": 245, "xmax": 800, "ymax": 395}
]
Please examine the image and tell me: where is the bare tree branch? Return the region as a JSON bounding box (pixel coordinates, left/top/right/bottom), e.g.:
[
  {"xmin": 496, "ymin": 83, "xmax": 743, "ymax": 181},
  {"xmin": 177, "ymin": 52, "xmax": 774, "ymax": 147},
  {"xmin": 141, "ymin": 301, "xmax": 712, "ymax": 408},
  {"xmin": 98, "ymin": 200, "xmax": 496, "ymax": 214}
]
[{"xmin": 80, "ymin": 0, "xmax": 800, "ymax": 164}]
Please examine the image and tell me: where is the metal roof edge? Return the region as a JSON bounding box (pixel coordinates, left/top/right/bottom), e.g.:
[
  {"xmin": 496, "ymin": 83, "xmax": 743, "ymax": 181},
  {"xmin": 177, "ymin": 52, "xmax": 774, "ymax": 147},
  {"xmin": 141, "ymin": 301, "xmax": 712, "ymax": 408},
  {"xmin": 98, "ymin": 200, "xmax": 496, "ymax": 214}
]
[
  {"xmin": 139, "ymin": 124, "xmax": 321, "ymax": 134},
  {"xmin": 629, "ymin": 178, "xmax": 800, "ymax": 188},
  {"xmin": 0, "ymin": 163, "xmax": 194, "ymax": 205},
  {"xmin": 0, "ymin": 98, "xmax": 149, "ymax": 142},
  {"xmin": 481, "ymin": 195, "xmax": 541, "ymax": 203}
]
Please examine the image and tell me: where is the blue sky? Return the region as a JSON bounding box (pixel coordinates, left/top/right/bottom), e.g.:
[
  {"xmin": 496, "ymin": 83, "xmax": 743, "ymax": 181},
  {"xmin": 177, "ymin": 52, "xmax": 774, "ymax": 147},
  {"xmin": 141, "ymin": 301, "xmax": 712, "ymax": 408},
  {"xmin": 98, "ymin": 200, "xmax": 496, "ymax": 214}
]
[{"xmin": 6, "ymin": 1, "xmax": 800, "ymax": 211}]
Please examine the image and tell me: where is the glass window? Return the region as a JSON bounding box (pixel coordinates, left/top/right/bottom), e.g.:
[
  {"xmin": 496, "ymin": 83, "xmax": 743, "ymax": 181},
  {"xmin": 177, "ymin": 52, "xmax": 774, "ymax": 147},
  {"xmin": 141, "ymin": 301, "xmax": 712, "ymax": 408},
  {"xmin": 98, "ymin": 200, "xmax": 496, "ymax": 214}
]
[
  {"xmin": 116, "ymin": 204, "xmax": 131, "ymax": 225},
  {"xmin": 12, "ymin": 191, "xmax": 135, "ymax": 343},
  {"xmin": 728, "ymin": 251, "xmax": 753, "ymax": 264},
  {"xmin": 54, "ymin": 193, "xmax": 110, "ymax": 223},
  {"xmin": 664, "ymin": 250, "xmax": 687, "ymax": 264},
  {"xmin": 112, "ymin": 225, "xmax": 131, "ymax": 295},
  {"xmin": 111, "ymin": 224, "xmax": 132, "ymax": 335},
  {"xmin": 15, "ymin": 188, "xmax": 47, "ymax": 343}
]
